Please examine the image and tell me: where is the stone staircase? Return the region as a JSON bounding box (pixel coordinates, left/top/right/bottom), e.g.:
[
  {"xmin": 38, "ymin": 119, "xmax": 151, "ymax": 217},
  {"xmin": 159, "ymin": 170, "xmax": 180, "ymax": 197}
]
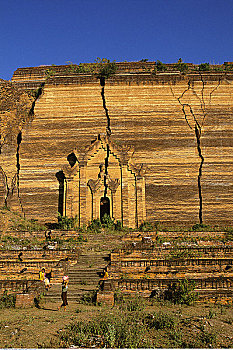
[{"xmin": 44, "ymin": 252, "xmax": 110, "ymax": 302}]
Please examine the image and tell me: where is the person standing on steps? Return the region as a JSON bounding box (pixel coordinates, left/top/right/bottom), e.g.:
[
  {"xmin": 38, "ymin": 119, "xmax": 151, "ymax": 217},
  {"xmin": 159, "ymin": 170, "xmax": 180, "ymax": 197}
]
[
  {"xmin": 39, "ymin": 268, "xmax": 45, "ymax": 281},
  {"xmin": 58, "ymin": 275, "xmax": 69, "ymax": 311},
  {"xmin": 103, "ymin": 268, "xmax": 109, "ymax": 280}
]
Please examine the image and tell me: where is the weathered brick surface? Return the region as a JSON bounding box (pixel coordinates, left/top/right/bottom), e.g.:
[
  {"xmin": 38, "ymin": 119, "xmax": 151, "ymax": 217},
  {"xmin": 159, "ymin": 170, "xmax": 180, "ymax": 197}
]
[
  {"xmin": 0, "ymin": 280, "xmax": 42, "ymax": 295},
  {"xmin": 108, "ymin": 231, "xmax": 233, "ymax": 300},
  {"xmin": 0, "ymin": 79, "xmax": 34, "ymax": 211},
  {"xmin": 0, "ymin": 63, "xmax": 232, "ymax": 226},
  {"xmin": 0, "ymin": 247, "xmax": 78, "ymax": 293}
]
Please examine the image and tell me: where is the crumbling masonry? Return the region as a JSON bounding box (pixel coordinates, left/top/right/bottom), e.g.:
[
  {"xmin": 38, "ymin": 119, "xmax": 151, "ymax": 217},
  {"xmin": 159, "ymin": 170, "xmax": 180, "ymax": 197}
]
[{"xmin": 0, "ymin": 62, "xmax": 232, "ymax": 227}]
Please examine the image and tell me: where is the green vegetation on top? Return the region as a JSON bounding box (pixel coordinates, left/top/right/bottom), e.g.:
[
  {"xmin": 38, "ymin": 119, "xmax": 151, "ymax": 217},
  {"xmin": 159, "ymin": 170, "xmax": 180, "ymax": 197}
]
[
  {"xmin": 41, "ymin": 58, "xmax": 233, "ymax": 81},
  {"xmin": 45, "ymin": 58, "xmax": 117, "ymax": 79}
]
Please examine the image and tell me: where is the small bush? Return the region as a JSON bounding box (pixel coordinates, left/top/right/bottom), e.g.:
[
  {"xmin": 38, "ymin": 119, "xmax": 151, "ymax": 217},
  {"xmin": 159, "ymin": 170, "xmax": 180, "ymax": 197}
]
[
  {"xmin": 192, "ymin": 223, "xmax": 210, "ymax": 231},
  {"xmin": 224, "ymin": 227, "xmax": 233, "ymax": 241},
  {"xmin": 146, "ymin": 312, "xmax": 176, "ymax": 329},
  {"xmin": 139, "ymin": 221, "xmax": 155, "ymax": 232},
  {"xmin": 80, "ymin": 290, "xmax": 97, "ymax": 305},
  {"xmin": 125, "ymin": 295, "xmax": 145, "ymax": 312},
  {"xmin": 59, "ymin": 312, "xmax": 152, "ymax": 348},
  {"xmin": 114, "ymin": 289, "xmax": 126, "ymax": 304},
  {"xmin": 207, "ymin": 309, "xmax": 216, "ymax": 319},
  {"xmin": 224, "ymin": 62, "xmax": 233, "ymax": 71},
  {"xmin": 65, "ymin": 235, "xmax": 87, "ymax": 244},
  {"xmin": 198, "ymin": 63, "xmax": 210, "ymax": 71},
  {"xmin": 101, "ymin": 214, "xmax": 115, "ymax": 230},
  {"xmin": 212, "ymin": 66, "xmax": 224, "ymax": 72},
  {"xmin": 154, "ymin": 60, "xmax": 167, "ymax": 72},
  {"xmin": 57, "ymin": 214, "xmax": 79, "ymax": 230},
  {"xmin": 0, "ymin": 291, "xmax": 16, "ymax": 309},
  {"xmin": 115, "ymin": 220, "xmax": 123, "ymax": 231},
  {"xmin": 77, "ymin": 234, "xmax": 88, "ymax": 242},
  {"xmin": 165, "ymin": 279, "xmax": 198, "ymax": 305},
  {"xmin": 45, "ymin": 68, "xmax": 55, "ymax": 78},
  {"xmin": 95, "ymin": 58, "xmax": 117, "ymax": 79},
  {"xmin": 87, "ymin": 218, "xmax": 102, "ymax": 233},
  {"xmin": 114, "ymin": 292, "xmax": 145, "ymax": 312},
  {"xmin": 9, "ymin": 213, "xmax": 46, "ymax": 232},
  {"xmin": 87, "ymin": 215, "xmax": 123, "ymax": 233},
  {"xmin": 34, "ymin": 292, "xmax": 45, "ymax": 308},
  {"xmin": 75, "ymin": 308, "xmax": 82, "ymax": 314},
  {"xmin": 199, "ymin": 330, "xmax": 217, "ymax": 346},
  {"xmin": 174, "ymin": 59, "xmax": 189, "ymax": 72},
  {"xmin": 66, "ymin": 62, "xmax": 95, "ymax": 74}
]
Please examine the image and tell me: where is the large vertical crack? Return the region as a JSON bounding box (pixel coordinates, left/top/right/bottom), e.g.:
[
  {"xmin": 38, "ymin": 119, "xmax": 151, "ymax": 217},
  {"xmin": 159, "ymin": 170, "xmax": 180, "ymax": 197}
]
[
  {"xmin": 13, "ymin": 83, "xmax": 45, "ymax": 212},
  {"xmin": 28, "ymin": 83, "xmax": 45, "ymax": 117},
  {"xmin": 170, "ymin": 76, "xmax": 222, "ymax": 224},
  {"xmin": 100, "ymin": 77, "xmax": 111, "ymax": 137},
  {"xmin": 104, "ymin": 144, "xmax": 110, "ymax": 198},
  {"xmin": 0, "ymin": 82, "xmax": 45, "ymax": 210},
  {"xmin": 0, "ymin": 166, "xmax": 9, "ymax": 207},
  {"xmin": 195, "ymin": 124, "xmax": 204, "ymax": 224},
  {"xmin": 0, "ymin": 135, "xmax": 7, "ymax": 155},
  {"xmin": 16, "ymin": 131, "xmax": 24, "ymax": 213},
  {"xmin": 95, "ymin": 60, "xmax": 116, "ymax": 204},
  {"xmin": 99, "ymin": 76, "xmax": 111, "ymax": 199},
  {"xmin": 190, "ymin": 73, "xmax": 221, "ymax": 127}
]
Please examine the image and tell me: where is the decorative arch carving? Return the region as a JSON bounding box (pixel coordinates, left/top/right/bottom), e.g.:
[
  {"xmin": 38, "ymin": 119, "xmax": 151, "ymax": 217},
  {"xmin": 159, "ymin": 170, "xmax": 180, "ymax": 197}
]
[{"xmin": 60, "ymin": 134, "xmax": 146, "ymax": 228}]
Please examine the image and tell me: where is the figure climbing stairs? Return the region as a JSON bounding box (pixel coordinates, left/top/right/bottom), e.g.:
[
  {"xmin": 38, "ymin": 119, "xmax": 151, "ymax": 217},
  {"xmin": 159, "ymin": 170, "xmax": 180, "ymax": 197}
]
[{"xmin": 44, "ymin": 252, "xmax": 110, "ymax": 302}]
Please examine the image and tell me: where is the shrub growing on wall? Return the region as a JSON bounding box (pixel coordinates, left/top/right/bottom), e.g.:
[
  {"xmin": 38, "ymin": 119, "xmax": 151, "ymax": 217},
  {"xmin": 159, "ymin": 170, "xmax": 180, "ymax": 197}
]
[
  {"xmin": 154, "ymin": 60, "xmax": 167, "ymax": 72},
  {"xmin": 198, "ymin": 63, "xmax": 210, "ymax": 71},
  {"xmin": 174, "ymin": 58, "xmax": 188, "ymax": 72}
]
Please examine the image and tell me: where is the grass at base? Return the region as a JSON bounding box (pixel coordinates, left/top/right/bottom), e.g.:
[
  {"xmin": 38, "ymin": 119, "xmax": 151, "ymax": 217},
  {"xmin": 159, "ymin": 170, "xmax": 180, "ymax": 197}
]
[{"xmin": 0, "ymin": 298, "xmax": 232, "ymax": 348}]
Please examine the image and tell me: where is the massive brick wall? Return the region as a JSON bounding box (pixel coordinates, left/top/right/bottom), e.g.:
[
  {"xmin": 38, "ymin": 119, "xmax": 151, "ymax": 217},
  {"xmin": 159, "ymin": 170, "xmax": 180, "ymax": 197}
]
[
  {"xmin": 0, "ymin": 63, "xmax": 232, "ymax": 226},
  {"xmin": 0, "ymin": 79, "xmax": 34, "ymax": 210}
]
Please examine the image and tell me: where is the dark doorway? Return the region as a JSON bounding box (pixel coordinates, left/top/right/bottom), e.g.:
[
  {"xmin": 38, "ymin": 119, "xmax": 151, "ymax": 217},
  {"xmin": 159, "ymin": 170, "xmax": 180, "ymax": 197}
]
[
  {"xmin": 56, "ymin": 171, "xmax": 65, "ymax": 216},
  {"xmin": 100, "ymin": 197, "xmax": 110, "ymax": 219},
  {"xmin": 67, "ymin": 152, "xmax": 77, "ymax": 168}
]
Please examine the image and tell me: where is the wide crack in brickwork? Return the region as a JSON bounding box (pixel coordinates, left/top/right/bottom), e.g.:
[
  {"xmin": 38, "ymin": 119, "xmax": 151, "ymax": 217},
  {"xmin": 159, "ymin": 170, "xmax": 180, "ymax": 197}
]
[
  {"xmin": 16, "ymin": 131, "xmax": 24, "ymax": 213},
  {"xmin": 100, "ymin": 77, "xmax": 111, "ymax": 137},
  {"xmin": 29, "ymin": 82, "xmax": 45, "ymax": 117},
  {"xmin": 195, "ymin": 125, "xmax": 204, "ymax": 224},
  {"xmin": 0, "ymin": 166, "xmax": 9, "ymax": 206},
  {"xmin": 99, "ymin": 77, "xmax": 111, "ymax": 198},
  {"xmin": 15, "ymin": 83, "xmax": 45, "ymax": 210},
  {"xmin": 0, "ymin": 81, "xmax": 45, "ymax": 209},
  {"xmin": 170, "ymin": 76, "xmax": 222, "ymax": 224}
]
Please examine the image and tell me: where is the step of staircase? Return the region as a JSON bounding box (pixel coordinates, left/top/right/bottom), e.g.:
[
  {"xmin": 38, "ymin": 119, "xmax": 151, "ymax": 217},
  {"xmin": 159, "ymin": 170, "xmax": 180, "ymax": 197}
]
[{"xmin": 44, "ymin": 253, "xmax": 110, "ymax": 302}]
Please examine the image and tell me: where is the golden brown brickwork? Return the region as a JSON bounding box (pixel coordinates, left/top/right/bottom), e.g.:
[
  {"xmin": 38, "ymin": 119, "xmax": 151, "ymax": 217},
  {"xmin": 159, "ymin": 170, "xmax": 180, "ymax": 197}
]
[
  {"xmin": 0, "ymin": 62, "xmax": 232, "ymax": 227},
  {"xmin": 0, "ymin": 79, "xmax": 34, "ymax": 210}
]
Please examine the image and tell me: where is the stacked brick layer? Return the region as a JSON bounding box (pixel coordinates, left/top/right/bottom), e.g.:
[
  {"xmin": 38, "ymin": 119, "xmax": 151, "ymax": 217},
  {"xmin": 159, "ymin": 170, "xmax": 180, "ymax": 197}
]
[
  {"xmin": 0, "ymin": 63, "xmax": 232, "ymax": 226},
  {"xmin": 108, "ymin": 231, "xmax": 233, "ymax": 302}
]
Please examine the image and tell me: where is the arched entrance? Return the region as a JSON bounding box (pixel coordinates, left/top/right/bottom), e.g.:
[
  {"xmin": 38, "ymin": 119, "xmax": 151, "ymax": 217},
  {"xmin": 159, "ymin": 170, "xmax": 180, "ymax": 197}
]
[
  {"xmin": 100, "ymin": 197, "xmax": 110, "ymax": 220},
  {"xmin": 61, "ymin": 134, "xmax": 146, "ymax": 228}
]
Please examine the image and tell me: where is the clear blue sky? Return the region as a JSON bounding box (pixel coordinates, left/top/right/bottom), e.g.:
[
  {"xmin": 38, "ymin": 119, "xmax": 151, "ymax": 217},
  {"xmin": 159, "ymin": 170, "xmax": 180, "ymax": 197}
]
[{"xmin": 0, "ymin": 0, "xmax": 232, "ymax": 80}]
